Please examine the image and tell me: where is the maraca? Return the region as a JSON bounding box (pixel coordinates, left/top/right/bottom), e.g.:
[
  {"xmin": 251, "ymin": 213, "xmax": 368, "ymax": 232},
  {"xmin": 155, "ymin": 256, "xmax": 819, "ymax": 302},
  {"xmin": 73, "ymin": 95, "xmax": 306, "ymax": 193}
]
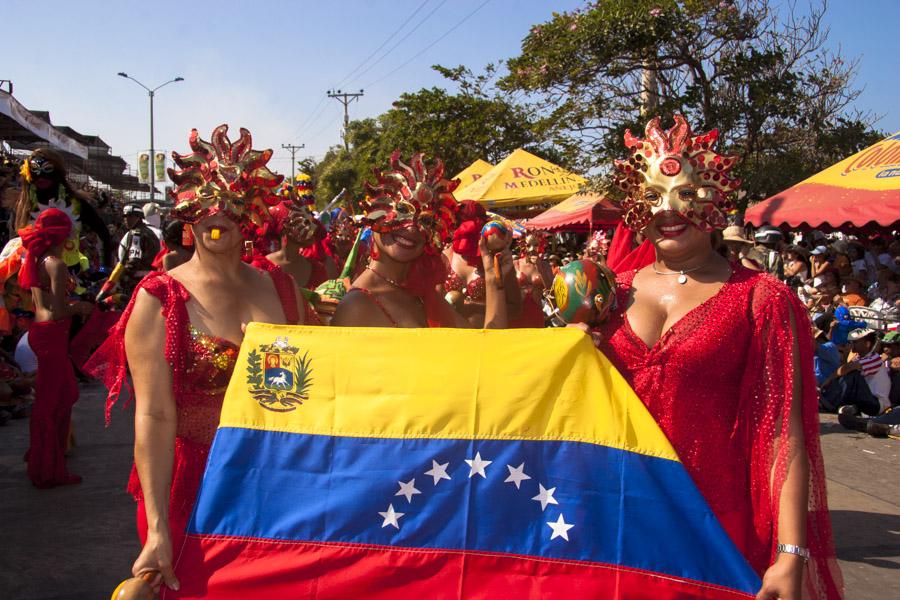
[
  {"xmin": 480, "ymin": 220, "xmax": 510, "ymax": 285},
  {"xmin": 110, "ymin": 571, "xmax": 156, "ymax": 600},
  {"xmin": 550, "ymin": 260, "xmax": 617, "ymax": 325}
]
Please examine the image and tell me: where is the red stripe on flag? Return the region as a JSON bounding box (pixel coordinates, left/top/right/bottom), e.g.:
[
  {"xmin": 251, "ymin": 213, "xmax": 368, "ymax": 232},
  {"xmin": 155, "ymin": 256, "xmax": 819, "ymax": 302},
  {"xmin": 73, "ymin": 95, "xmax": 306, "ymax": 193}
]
[{"xmin": 167, "ymin": 535, "xmax": 755, "ymax": 599}]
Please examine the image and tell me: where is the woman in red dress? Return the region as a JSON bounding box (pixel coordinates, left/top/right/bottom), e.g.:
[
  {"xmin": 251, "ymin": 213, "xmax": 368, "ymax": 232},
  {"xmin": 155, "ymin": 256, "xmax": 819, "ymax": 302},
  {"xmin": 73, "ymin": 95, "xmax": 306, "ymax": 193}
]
[
  {"xmin": 20, "ymin": 208, "xmax": 93, "ymax": 487},
  {"xmin": 333, "ymin": 151, "xmax": 513, "ymax": 329},
  {"xmin": 595, "ymin": 116, "xmax": 841, "ymax": 599},
  {"xmin": 87, "ymin": 125, "xmax": 306, "ymax": 594}
]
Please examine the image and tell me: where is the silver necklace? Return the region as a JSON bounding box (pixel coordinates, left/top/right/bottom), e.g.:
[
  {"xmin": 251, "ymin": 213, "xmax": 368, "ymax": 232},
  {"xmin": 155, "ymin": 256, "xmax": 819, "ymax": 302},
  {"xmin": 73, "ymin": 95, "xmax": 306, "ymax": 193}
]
[{"xmin": 651, "ymin": 263, "xmax": 707, "ymax": 285}]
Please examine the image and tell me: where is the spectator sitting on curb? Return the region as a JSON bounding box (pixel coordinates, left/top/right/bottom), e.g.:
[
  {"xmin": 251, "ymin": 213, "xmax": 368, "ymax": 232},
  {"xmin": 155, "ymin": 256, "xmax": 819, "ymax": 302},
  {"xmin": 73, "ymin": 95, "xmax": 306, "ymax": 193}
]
[
  {"xmin": 834, "ymin": 328, "xmax": 892, "ymax": 424},
  {"xmin": 837, "ymin": 330, "xmax": 900, "ymax": 438}
]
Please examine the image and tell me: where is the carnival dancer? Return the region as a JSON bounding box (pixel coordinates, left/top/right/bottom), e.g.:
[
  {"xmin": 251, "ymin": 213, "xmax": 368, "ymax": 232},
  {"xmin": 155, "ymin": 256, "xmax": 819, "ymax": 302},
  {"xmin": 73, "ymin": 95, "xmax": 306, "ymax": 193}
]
[
  {"xmin": 443, "ymin": 200, "xmax": 521, "ymax": 327},
  {"xmin": 20, "ymin": 208, "xmax": 93, "ymax": 488},
  {"xmin": 332, "ymin": 151, "xmax": 512, "ymax": 328},
  {"xmin": 14, "ymin": 148, "xmax": 112, "ymax": 268},
  {"xmin": 86, "ymin": 125, "xmax": 306, "ymax": 594},
  {"xmin": 593, "ymin": 115, "xmax": 841, "ymax": 599},
  {"xmin": 252, "ymin": 198, "xmax": 323, "ymax": 324},
  {"xmin": 512, "ymin": 232, "xmax": 553, "ymax": 327}
]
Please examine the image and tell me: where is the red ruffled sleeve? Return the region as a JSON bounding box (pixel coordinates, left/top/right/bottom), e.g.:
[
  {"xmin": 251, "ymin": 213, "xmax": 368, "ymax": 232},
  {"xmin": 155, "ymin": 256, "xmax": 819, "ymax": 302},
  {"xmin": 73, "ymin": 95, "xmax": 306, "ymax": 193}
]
[
  {"xmin": 742, "ymin": 279, "xmax": 843, "ymax": 599},
  {"xmin": 84, "ymin": 272, "xmax": 191, "ymax": 425}
]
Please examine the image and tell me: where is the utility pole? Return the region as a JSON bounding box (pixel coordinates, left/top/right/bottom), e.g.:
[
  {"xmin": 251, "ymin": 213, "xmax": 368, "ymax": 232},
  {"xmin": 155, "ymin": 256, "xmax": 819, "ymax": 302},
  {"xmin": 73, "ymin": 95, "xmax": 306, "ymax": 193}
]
[
  {"xmin": 327, "ymin": 89, "xmax": 364, "ymax": 152},
  {"xmin": 281, "ymin": 143, "xmax": 306, "ymax": 186}
]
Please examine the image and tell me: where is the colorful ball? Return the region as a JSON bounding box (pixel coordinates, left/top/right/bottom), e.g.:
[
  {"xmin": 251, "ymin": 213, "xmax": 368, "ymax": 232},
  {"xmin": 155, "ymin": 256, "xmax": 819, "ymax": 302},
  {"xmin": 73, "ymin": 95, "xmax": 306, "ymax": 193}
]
[
  {"xmin": 551, "ymin": 260, "xmax": 617, "ymax": 324},
  {"xmin": 480, "ymin": 220, "xmax": 509, "ymax": 251}
]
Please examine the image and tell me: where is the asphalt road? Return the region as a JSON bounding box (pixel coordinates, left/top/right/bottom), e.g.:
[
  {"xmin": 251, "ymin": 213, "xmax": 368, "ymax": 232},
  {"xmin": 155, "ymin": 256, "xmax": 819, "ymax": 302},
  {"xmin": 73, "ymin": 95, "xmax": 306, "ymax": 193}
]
[{"xmin": 0, "ymin": 384, "xmax": 897, "ymax": 599}]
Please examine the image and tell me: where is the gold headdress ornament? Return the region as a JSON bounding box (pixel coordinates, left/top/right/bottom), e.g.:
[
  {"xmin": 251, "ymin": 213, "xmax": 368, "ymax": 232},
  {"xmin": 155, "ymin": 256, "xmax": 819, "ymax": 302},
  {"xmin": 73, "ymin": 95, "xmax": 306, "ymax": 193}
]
[
  {"xmin": 362, "ymin": 150, "xmax": 459, "ymax": 248},
  {"xmin": 168, "ymin": 124, "xmax": 283, "ymax": 225},
  {"xmin": 612, "ymin": 114, "xmax": 740, "ymax": 232}
]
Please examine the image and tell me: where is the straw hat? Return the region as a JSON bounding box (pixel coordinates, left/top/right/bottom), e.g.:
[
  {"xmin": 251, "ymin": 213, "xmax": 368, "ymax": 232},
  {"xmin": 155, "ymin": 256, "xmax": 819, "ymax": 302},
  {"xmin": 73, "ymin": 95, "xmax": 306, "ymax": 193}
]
[{"xmin": 722, "ymin": 225, "xmax": 752, "ymax": 245}]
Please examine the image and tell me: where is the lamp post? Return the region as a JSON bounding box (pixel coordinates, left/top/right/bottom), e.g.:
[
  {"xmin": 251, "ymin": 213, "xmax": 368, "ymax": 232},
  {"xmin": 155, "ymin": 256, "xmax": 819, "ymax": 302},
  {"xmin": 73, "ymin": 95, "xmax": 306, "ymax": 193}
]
[{"xmin": 117, "ymin": 72, "xmax": 184, "ymax": 203}]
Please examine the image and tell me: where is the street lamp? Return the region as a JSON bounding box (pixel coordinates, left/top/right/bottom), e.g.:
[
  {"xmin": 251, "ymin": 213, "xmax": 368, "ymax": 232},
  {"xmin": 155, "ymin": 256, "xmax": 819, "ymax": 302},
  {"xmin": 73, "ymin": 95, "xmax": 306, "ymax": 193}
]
[{"xmin": 117, "ymin": 72, "xmax": 184, "ymax": 203}]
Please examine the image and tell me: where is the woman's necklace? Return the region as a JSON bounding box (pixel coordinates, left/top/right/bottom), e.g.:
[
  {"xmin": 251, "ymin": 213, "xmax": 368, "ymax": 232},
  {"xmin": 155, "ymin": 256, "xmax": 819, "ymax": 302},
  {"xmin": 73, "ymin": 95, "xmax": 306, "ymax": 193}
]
[
  {"xmin": 366, "ymin": 266, "xmax": 404, "ymax": 289},
  {"xmin": 652, "ymin": 262, "xmax": 708, "ymax": 285}
]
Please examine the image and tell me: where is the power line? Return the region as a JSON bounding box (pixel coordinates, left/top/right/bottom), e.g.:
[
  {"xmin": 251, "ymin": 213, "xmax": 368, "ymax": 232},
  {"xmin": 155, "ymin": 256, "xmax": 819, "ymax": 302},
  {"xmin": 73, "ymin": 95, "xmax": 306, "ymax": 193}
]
[
  {"xmin": 291, "ymin": 95, "xmax": 328, "ymax": 139},
  {"xmin": 305, "ymin": 107, "xmax": 344, "ymax": 146},
  {"xmin": 350, "ymin": 0, "xmax": 449, "ymax": 85},
  {"xmin": 333, "ymin": 0, "xmax": 432, "ymax": 89},
  {"xmin": 366, "ymin": 0, "xmax": 492, "ymax": 89}
]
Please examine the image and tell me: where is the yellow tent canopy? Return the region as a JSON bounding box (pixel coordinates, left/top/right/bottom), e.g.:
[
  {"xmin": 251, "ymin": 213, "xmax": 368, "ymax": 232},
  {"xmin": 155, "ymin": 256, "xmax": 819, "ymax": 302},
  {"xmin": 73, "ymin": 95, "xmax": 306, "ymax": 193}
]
[
  {"xmin": 453, "ymin": 159, "xmax": 493, "ymax": 188},
  {"xmin": 453, "ymin": 149, "xmax": 586, "ymax": 208}
]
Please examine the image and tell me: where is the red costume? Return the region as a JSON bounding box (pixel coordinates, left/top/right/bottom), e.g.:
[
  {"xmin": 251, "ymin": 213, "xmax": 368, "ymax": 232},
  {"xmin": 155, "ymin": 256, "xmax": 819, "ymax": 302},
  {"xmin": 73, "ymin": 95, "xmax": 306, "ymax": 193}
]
[
  {"xmin": 86, "ymin": 124, "xmax": 302, "ymax": 552},
  {"xmin": 19, "ymin": 209, "xmax": 81, "ymax": 488},
  {"xmin": 88, "ymin": 270, "xmax": 299, "ymax": 551},
  {"xmin": 598, "ymin": 267, "xmax": 841, "ymax": 597},
  {"xmin": 601, "ymin": 115, "xmax": 840, "ymax": 598}
]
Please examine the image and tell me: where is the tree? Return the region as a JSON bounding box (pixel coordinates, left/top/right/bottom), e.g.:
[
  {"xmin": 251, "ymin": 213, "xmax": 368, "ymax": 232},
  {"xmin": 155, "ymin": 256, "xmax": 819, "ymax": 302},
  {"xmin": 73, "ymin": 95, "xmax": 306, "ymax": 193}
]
[
  {"xmin": 310, "ymin": 84, "xmax": 552, "ymax": 208},
  {"xmin": 489, "ymin": 0, "xmax": 879, "ymax": 207}
]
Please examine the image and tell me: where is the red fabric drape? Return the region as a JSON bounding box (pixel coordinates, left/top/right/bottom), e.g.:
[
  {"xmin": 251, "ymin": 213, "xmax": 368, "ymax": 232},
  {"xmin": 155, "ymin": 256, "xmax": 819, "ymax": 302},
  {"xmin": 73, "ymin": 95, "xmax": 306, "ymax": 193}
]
[
  {"xmin": 26, "ymin": 318, "xmax": 80, "ymax": 488},
  {"xmin": 606, "ymin": 221, "xmax": 654, "ymax": 273}
]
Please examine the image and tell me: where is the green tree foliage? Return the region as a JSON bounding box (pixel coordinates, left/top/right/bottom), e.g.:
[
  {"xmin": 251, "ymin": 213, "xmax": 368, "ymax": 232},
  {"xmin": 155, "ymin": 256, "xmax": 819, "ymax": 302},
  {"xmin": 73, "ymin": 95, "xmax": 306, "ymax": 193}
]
[
  {"xmin": 495, "ymin": 0, "xmax": 880, "ymax": 206},
  {"xmin": 310, "ymin": 85, "xmax": 552, "ymax": 209}
]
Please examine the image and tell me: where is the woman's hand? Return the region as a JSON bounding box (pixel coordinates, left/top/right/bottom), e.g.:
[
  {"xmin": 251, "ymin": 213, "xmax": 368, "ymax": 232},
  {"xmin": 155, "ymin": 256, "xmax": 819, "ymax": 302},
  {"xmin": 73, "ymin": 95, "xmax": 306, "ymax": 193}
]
[
  {"xmin": 755, "ymin": 553, "xmax": 804, "ymax": 600},
  {"xmin": 479, "ymin": 236, "xmax": 513, "ymax": 286},
  {"xmin": 132, "ymin": 531, "xmax": 180, "ymax": 592},
  {"xmin": 566, "ymin": 322, "xmax": 603, "ymax": 347}
]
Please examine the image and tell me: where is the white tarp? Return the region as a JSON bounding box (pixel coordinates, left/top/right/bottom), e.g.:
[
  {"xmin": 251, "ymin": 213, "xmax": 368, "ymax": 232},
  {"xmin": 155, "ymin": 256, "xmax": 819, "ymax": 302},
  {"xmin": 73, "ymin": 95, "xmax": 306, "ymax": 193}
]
[{"xmin": 0, "ymin": 91, "xmax": 89, "ymax": 159}]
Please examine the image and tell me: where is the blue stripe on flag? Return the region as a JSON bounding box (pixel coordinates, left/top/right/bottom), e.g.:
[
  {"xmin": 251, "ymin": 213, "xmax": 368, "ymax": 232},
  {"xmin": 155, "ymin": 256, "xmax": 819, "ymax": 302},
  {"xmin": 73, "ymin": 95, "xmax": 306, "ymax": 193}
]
[{"xmin": 190, "ymin": 428, "xmax": 761, "ymax": 595}]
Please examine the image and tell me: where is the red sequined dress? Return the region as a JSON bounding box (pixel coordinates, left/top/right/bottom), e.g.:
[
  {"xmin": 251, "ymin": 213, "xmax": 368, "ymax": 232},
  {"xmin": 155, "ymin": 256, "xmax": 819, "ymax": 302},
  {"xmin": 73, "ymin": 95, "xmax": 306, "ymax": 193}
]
[
  {"xmin": 85, "ymin": 270, "xmax": 300, "ymax": 548},
  {"xmin": 597, "ymin": 266, "xmax": 842, "ymax": 598}
]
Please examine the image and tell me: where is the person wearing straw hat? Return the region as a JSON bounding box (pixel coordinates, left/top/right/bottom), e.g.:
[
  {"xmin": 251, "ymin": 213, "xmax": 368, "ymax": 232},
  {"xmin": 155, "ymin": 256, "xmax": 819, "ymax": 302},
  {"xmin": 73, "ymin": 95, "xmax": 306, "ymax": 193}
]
[{"xmin": 721, "ymin": 225, "xmax": 763, "ymax": 271}]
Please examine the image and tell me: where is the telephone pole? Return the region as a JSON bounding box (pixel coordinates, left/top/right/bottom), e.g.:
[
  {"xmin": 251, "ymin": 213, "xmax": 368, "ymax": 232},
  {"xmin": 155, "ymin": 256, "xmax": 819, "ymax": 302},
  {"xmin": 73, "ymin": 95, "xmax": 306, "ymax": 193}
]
[
  {"xmin": 281, "ymin": 143, "xmax": 306, "ymax": 186},
  {"xmin": 327, "ymin": 89, "xmax": 364, "ymax": 152}
]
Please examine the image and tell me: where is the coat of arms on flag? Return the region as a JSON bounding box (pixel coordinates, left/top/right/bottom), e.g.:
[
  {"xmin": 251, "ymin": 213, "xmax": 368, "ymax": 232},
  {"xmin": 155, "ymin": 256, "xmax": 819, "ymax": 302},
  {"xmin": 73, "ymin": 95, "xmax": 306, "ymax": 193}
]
[
  {"xmin": 244, "ymin": 336, "xmax": 312, "ymax": 412},
  {"xmin": 171, "ymin": 325, "xmax": 761, "ymax": 599}
]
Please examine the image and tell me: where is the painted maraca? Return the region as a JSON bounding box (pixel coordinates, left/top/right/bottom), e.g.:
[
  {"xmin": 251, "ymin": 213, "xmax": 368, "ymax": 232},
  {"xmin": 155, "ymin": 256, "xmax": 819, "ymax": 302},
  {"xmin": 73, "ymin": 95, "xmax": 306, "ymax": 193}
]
[
  {"xmin": 480, "ymin": 220, "xmax": 510, "ymax": 285},
  {"xmin": 550, "ymin": 260, "xmax": 617, "ymax": 325},
  {"xmin": 110, "ymin": 571, "xmax": 156, "ymax": 600}
]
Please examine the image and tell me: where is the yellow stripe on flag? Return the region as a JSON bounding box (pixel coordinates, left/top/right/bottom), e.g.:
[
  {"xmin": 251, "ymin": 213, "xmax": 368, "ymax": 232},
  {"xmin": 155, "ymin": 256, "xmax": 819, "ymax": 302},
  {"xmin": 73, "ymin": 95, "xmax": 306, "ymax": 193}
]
[{"xmin": 221, "ymin": 324, "xmax": 679, "ymax": 462}]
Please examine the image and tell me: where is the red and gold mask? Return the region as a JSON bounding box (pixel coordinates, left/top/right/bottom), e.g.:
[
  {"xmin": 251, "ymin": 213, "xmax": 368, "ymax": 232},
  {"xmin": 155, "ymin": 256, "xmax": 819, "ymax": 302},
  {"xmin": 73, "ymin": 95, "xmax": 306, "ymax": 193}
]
[
  {"xmin": 168, "ymin": 124, "xmax": 283, "ymax": 227},
  {"xmin": 363, "ymin": 151, "xmax": 459, "ymax": 249},
  {"xmin": 612, "ymin": 115, "xmax": 739, "ymax": 232}
]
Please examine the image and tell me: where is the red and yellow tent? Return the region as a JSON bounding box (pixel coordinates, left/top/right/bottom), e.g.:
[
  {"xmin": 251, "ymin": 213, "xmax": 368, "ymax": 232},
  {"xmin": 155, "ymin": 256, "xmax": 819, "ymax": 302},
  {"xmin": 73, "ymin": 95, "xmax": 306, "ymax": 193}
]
[{"xmin": 746, "ymin": 132, "xmax": 900, "ymax": 230}]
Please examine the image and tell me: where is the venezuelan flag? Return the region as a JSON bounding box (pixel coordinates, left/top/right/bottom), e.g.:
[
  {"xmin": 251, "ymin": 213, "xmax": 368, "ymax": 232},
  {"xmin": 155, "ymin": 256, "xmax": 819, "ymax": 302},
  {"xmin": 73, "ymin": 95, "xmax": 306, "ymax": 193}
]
[{"xmin": 171, "ymin": 325, "xmax": 761, "ymax": 599}]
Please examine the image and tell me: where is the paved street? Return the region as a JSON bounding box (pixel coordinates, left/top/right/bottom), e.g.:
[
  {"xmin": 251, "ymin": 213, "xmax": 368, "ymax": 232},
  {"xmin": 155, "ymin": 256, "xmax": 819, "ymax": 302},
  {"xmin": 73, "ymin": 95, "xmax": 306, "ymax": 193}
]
[{"xmin": 0, "ymin": 383, "xmax": 897, "ymax": 599}]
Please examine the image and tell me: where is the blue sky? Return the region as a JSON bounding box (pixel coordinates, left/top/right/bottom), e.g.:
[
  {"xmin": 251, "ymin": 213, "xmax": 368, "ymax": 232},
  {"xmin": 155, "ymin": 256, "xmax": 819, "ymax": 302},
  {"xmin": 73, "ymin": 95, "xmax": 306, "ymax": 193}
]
[{"xmin": 2, "ymin": 0, "xmax": 898, "ymax": 179}]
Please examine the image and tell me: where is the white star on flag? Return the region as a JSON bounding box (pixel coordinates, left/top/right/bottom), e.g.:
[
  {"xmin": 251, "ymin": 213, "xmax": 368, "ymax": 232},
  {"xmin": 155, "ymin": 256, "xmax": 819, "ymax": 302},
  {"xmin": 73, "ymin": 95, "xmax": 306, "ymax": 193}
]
[
  {"xmin": 547, "ymin": 514, "xmax": 574, "ymax": 541},
  {"xmin": 532, "ymin": 484, "xmax": 558, "ymax": 511},
  {"xmin": 425, "ymin": 460, "xmax": 451, "ymax": 485},
  {"xmin": 465, "ymin": 452, "xmax": 492, "ymax": 478},
  {"xmin": 395, "ymin": 478, "xmax": 422, "ymax": 503},
  {"xmin": 378, "ymin": 504, "xmax": 404, "ymax": 529},
  {"xmin": 504, "ymin": 463, "xmax": 532, "ymax": 489}
]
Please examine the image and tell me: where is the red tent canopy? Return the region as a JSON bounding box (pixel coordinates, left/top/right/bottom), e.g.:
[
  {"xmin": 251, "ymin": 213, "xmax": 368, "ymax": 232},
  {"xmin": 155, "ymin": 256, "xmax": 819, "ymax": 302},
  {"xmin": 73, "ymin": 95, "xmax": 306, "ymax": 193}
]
[
  {"xmin": 745, "ymin": 132, "xmax": 900, "ymax": 231},
  {"xmin": 524, "ymin": 193, "xmax": 621, "ymax": 231}
]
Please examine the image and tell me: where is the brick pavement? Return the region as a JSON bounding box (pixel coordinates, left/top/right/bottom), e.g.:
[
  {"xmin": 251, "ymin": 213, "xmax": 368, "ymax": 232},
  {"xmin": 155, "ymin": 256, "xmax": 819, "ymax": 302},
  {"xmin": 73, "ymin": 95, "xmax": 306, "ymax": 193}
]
[{"xmin": 0, "ymin": 384, "xmax": 896, "ymax": 599}]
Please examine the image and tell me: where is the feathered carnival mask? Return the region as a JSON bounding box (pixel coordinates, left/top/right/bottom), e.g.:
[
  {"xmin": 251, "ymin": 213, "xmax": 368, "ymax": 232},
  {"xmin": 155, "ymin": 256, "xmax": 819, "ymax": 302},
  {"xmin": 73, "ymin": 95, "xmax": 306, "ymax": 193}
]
[
  {"xmin": 168, "ymin": 124, "xmax": 283, "ymax": 226},
  {"xmin": 612, "ymin": 114, "xmax": 739, "ymax": 232},
  {"xmin": 363, "ymin": 150, "xmax": 459, "ymax": 249}
]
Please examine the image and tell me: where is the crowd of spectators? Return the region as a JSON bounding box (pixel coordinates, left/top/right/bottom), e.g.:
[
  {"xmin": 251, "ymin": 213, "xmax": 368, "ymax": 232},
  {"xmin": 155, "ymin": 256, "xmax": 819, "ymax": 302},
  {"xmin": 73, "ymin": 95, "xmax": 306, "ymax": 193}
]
[{"xmin": 745, "ymin": 225, "xmax": 900, "ymax": 437}]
